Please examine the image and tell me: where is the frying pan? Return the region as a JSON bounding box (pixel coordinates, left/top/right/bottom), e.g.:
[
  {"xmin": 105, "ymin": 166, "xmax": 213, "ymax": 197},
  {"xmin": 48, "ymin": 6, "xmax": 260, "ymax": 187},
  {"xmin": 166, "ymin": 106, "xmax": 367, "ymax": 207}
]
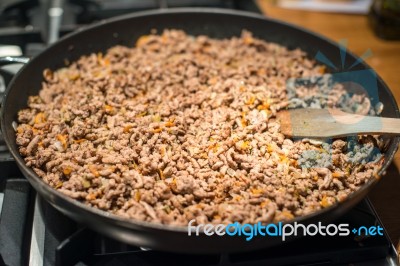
[{"xmin": 0, "ymin": 8, "xmax": 399, "ymax": 253}]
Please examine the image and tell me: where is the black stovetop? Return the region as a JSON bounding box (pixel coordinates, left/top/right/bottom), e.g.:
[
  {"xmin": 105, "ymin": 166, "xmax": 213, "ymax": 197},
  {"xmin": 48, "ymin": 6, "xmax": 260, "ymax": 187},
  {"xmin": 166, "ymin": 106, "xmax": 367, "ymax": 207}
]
[{"xmin": 0, "ymin": 0, "xmax": 261, "ymax": 58}]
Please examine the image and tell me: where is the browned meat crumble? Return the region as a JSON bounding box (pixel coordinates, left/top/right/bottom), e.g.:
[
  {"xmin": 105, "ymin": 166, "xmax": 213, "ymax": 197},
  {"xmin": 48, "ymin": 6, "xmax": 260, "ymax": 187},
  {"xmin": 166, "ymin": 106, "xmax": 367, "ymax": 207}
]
[{"xmin": 16, "ymin": 30, "xmax": 384, "ymax": 226}]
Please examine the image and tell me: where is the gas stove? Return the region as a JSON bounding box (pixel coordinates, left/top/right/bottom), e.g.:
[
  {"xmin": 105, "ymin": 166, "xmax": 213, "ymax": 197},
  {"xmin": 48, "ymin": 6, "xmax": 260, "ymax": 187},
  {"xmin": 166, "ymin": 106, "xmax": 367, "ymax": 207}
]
[
  {"xmin": 0, "ymin": 1, "xmax": 399, "ymax": 266},
  {"xmin": 0, "ymin": 0, "xmax": 260, "ymax": 57}
]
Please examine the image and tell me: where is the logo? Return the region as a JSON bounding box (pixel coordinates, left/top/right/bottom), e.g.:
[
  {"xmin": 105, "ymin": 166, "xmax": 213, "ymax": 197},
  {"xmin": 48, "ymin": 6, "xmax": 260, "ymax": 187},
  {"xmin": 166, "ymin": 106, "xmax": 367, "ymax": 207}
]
[{"xmin": 187, "ymin": 220, "xmax": 384, "ymax": 241}]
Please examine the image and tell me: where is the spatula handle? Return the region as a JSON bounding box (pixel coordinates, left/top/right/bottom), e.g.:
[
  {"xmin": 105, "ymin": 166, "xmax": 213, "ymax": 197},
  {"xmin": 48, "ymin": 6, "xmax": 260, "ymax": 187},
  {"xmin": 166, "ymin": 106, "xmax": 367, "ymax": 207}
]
[
  {"xmin": 278, "ymin": 108, "xmax": 400, "ymax": 138},
  {"xmin": 348, "ymin": 116, "xmax": 400, "ymax": 135}
]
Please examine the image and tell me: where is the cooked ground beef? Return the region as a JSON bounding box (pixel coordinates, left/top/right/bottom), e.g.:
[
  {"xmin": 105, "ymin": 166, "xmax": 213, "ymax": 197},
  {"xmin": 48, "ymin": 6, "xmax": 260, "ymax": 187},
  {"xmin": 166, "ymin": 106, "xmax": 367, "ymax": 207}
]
[{"xmin": 15, "ymin": 30, "xmax": 384, "ymax": 226}]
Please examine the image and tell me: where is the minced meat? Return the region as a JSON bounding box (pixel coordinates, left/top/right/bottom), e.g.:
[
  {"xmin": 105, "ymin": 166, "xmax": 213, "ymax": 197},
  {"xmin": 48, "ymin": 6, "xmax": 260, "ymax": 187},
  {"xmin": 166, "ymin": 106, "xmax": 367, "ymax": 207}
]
[{"xmin": 15, "ymin": 30, "xmax": 384, "ymax": 226}]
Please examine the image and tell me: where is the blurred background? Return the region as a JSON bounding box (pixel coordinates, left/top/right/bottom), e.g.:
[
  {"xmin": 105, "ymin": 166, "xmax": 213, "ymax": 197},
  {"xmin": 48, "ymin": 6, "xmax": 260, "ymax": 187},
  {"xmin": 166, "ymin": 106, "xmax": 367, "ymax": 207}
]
[{"xmin": 1, "ymin": 0, "xmax": 398, "ymax": 112}]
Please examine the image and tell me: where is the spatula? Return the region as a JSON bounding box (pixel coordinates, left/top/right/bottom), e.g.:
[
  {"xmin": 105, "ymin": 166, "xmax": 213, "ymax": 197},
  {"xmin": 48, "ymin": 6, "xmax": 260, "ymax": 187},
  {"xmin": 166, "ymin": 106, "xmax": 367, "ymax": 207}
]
[{"xmin": 276, "ymin": 108, "xmax": 400, "ymax": 138}]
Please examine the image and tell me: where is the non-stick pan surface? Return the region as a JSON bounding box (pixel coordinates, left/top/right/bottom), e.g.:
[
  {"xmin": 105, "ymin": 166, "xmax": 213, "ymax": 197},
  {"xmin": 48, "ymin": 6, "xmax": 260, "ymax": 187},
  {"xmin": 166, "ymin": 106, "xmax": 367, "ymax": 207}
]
[{"xmin": 1, "ymin": 8, "xmax": 399, "ymax": 253}]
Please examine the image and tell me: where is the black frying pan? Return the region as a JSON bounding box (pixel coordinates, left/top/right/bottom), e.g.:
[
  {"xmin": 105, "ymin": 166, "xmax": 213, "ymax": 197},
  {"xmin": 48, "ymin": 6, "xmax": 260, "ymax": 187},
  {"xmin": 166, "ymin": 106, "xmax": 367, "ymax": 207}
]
[{"xmin": 0, "ymin": 8, "xmax": 399, "ymax": 253}]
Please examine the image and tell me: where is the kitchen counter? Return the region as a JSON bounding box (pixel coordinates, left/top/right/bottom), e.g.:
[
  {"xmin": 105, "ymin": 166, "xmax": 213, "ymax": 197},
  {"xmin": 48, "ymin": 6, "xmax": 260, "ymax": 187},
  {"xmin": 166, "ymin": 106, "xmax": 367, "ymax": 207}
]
[{"xmin": 257, "ymin": 0, "xmax": 400, "ymax": 254}]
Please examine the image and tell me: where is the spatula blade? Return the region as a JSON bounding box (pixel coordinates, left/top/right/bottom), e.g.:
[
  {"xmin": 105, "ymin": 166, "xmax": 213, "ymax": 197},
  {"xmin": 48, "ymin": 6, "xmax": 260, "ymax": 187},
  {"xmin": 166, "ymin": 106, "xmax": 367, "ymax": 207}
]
[{"xmin": 276, "ymin": 108, "xmax": 384, "ymax": 138}]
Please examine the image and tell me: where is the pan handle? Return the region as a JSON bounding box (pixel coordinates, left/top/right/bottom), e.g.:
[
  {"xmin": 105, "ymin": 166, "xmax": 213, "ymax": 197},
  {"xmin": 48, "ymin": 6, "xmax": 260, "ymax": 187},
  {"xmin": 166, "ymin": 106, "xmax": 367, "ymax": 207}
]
[
  {"xmin": 0, "ymin": 56, "xmax": 30, "ymax": 91},
  {"xmin": 0, "ymin": 56, "xmax": 30, "ymax": 134},
  {"xmin": 0, "ymin": 56, "xmax": 30, "ymax": 67}
]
